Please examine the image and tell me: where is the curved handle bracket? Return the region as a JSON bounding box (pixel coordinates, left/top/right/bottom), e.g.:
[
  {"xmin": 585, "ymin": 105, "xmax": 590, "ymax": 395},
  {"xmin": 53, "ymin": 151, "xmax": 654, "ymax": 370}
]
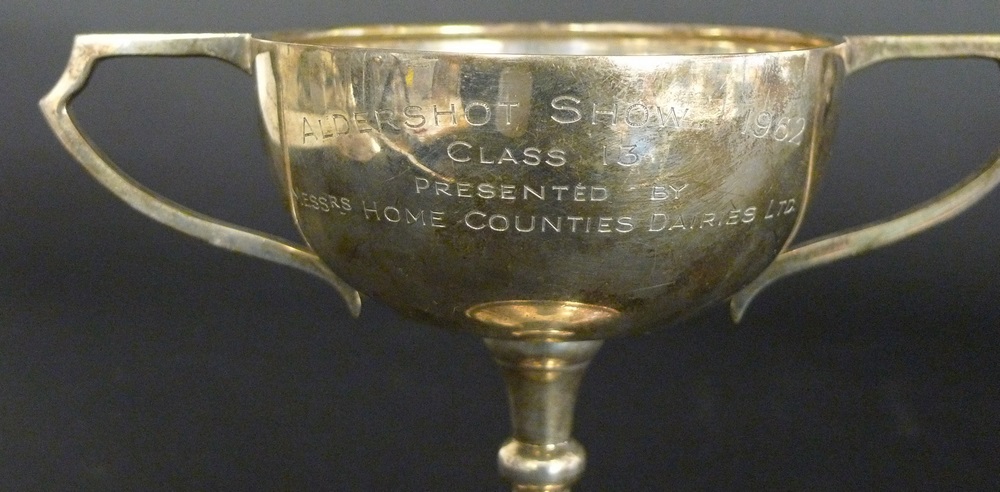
[
  {"xmin": 731, "ymin": 35, "xmax": 1000, "ymax": 323},
  {"xmin": 40, "ymin": 33, "xmax": 362, "ymax": 317}
]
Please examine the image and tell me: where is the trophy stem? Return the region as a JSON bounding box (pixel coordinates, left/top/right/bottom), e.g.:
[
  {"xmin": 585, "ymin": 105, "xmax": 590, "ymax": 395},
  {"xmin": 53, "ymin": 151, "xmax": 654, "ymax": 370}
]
[{"xmin": 484, "ymin": 339, "xmax": 603, "ymax": 491}]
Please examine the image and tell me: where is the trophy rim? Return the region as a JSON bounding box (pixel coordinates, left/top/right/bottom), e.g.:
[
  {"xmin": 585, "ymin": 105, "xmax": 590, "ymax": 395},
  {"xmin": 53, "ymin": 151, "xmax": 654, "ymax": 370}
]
[{"xmin": 256, "ymin": 22, "xmax": 844, "ymax": 56}]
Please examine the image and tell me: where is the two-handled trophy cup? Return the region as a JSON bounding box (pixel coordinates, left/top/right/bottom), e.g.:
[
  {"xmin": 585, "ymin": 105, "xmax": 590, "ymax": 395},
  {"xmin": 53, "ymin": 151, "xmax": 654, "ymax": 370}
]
[{"xmin": 42, "ymin": 24, "xmax": 1000, "ymax": 489}]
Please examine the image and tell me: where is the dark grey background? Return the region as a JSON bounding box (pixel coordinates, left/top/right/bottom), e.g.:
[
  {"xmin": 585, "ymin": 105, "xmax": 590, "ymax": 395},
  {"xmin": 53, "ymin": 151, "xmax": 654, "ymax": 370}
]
[{"xmin": 3, "ymin": 1, "xmax": 999, "ymax": 490}]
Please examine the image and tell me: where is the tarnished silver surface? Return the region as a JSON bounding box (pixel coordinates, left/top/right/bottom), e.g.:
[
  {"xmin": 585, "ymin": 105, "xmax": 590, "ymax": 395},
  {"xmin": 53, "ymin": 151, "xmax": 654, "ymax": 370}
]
[
  {"xmin": 266, "ymin": 24, "xmax": 841, "ymax": 340},
  {"xmin": 40, "ymin": 23, "xmax": 1000, "ymax": 490}
]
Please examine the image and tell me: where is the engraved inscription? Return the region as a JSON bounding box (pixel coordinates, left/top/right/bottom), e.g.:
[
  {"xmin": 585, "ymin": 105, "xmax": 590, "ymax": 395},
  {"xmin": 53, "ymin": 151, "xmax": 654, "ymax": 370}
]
[
  {"xmin": 446, "ymin": 140, "xmax": 567, "ymax": 167},
  {"xmin": 648, "ymin": 198, "xmax": 796, "ymax": 232},
  {"xmin": 296, "ymin": 93, "xmax": 699, "ymax": 144},
  {"xmin": 740, "ymin": 109, "xmax": 807, "ymax": 146},
  {"xmin": 602, "ymin": 144, "xmax": 642, "ymax": 167},
  {"xmin": 414, "ymin": 178, "xmax": 609, "ymax": 202},
  {"xmin": 464, "ymin": 211, "xmax": 636, "ymax": 234},
  {"xmin": 293, "ymin": 189, "xmax": 352, "ymax": 215},
  {"xmin": 550, "ymin": 95, "xmax": 691, "ymax": 130},
  {"xmin": 361, "ymin": 201, "xmax": 446, "ymax": 228},
  {"xmin": 294, "ymin": 187, "xmax": 800, "ymax": 236},
  {"xmin": 300, "ymin": 100, "xmax": 524, "ymax": 142},
  {"xmin": 763, "ymin": 198, "xmax": 798, "ymax": 218},
  {"xmin": 650, "ymin": 184, "xmax": 689, "ymax": 201}
]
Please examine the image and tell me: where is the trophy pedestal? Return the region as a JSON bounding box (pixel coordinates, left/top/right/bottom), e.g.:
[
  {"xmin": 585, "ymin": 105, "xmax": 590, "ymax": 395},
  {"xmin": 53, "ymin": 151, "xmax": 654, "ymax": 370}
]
[{"xmin": 486, "ymin": 339, "xmax": 603, "ymax": 491}]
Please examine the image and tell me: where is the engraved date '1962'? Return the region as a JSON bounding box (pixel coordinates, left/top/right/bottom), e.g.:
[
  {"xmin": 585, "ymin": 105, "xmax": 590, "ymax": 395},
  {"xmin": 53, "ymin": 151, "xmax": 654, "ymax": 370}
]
[{"xmin": 740, "ymin": 109, "xmax": 806, "ymax": 146}]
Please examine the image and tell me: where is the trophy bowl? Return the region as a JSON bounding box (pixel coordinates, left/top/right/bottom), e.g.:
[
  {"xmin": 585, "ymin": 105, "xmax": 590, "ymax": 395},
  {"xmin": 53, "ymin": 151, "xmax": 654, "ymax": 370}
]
[
  {"xmin": 41, "ymin": 23, "xmax": 1000, "ymax": 489},
  {"xmin": 268, "ymin": 23, "xmax": 837, "ymax": 341}
]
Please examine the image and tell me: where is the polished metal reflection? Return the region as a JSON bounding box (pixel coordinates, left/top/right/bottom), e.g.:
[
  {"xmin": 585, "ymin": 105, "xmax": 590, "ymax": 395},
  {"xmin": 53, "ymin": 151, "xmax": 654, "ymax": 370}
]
[
  {"xmin": 271, "ymin": 25, "xmax": 839, "ymax": 340},
  {"xmin": 41, "ymin": 24, "xmax": 1000, "ymax": 490},
  {"xmin": 468, "ymin": 300, "xmax": 622, "ymax": 339}
]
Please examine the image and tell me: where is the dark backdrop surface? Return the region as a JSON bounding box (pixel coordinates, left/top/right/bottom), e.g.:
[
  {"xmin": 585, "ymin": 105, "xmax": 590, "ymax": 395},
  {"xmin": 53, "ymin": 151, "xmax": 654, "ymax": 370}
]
[{"xmin": 2, "ymin": 1, "xmax": 999, "ymax": 490}]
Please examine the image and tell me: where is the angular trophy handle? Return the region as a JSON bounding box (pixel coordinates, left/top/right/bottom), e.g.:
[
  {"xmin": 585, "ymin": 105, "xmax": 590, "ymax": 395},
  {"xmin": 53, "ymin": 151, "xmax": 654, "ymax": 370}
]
[
  {"xmin": 731, "ymin": 35, "xmax": 1000, "ymax": 322},
  {"xmin": 39, "ymin": 33, "xmax": 361, "ymax": 316}
]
